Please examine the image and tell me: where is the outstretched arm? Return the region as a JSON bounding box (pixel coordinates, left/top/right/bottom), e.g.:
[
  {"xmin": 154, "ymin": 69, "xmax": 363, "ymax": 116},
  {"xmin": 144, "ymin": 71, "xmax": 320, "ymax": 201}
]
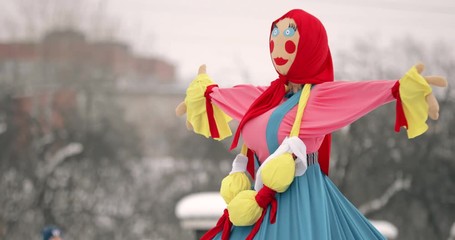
[
  {"xmin": 280, "ymin": 64, "xmax": 447, "ymax": 138},
  {"xmin": 176, "ymin": 65, "xmax": 267, "ymax": 139},
  {"xmin": 297, "ymin": 79, "xmax": 396, "ymax": 137}
]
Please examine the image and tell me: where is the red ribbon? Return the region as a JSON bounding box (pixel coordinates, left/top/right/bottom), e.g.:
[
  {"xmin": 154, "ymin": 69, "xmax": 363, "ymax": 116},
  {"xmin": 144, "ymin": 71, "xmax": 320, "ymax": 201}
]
[
  {"xmin": 200, "ymin": 209, "xmax": 232, "ymax": 240},
  {"xmin": 230, "ymin": 78, "xmax": 287, "ymax": 150},
  {"xmin": 391, "ymin": 81, "xmax": 408, "ymax": 132},
  {"xmin": 318, "ymin": 134, "xmax": 331, "ymax": 176},
  {"xmin": 246, "ymin": 185, "xmax": 277, "ymax": 240},
  {"xmin": 246, "ymin": 148, "xmax": 255, "ymax": 180},
  {"xmin": 204, "ymin": 84, "xmax": 220, "ymax": 139}
]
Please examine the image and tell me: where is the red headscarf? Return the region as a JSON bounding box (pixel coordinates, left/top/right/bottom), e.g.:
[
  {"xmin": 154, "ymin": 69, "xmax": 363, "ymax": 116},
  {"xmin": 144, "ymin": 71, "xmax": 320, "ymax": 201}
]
[{"xmin": 230, "ymin": 9, "xmax": 334, "ymax": 175}]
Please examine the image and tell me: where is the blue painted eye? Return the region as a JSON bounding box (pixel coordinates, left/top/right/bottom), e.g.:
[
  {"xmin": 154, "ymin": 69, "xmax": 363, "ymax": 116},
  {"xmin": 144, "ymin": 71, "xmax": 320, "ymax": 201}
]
[
  {"xmin": 271, "ymin": 27, "xmax": 279, "ymax": 37},
  {"xmin": 283, "ymin": 27, "xmax": 296, "ymax": 37}
]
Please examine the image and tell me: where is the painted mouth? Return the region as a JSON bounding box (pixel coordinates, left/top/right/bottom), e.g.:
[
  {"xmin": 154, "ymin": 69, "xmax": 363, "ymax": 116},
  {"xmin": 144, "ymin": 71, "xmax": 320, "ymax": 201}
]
[{"xmin": 274, "ymin": 57, "xmax": 288, "ymax": 66}]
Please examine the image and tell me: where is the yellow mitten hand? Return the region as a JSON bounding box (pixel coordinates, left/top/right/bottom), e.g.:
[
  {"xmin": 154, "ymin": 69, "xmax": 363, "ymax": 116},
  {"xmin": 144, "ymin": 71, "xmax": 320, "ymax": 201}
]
[
  {"xmin": 175, "ymin": 65, "xmax": 206, "ymax": 117},
  {"xmin": 414, "ymin": 63, "xmax": 448, "ymax": 120},
  {"xmin": 176, "ymin": 64, "xmax": 232, "ymax": 139},
  {"xmin": 175, "ymin": 65, "xmax": 207, "ymax": 130},
  {"xmin": 399, "ymin": 63, "xmax": 448, "ymax": 138}
]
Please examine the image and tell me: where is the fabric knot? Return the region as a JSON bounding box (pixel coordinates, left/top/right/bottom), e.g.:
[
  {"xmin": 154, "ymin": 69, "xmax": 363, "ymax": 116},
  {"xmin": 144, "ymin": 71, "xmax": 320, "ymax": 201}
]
[
  {"xmin": 200, "ymin": 208, "xmax": 232, "ymax": 240},
  {"xmin": 246, "ymin": 185, "xmax": 278, "ymax": 240},
  {"xmin": 278, "ymin": 75, "xmax": 289, "ymax": 85},
  {"xmin": 204, "ymin": 84, "xmax": 220, "ymax": 139},
  {"xmin": 255, "ymin": 185, "xmax": 276, "ymax": 209},
  {"xmin": 204, "ymin": 84, "xmax": 218, "ymax": 98}
]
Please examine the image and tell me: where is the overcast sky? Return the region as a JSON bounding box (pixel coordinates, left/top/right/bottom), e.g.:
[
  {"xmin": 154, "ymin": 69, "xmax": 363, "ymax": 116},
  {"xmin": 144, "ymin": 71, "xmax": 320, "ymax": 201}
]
[{"xmin": 68, "ymin": 0, "xmax": 455, "ymax": 84}]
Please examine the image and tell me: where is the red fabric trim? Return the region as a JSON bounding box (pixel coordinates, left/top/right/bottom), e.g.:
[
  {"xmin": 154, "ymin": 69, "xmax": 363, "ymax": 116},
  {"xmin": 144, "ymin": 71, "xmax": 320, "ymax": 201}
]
[
  {"xmin": 255, "ymin": 185, "xmax": 277, "ymax": 212},
  {"xmin": 246, "ymin": 148, "xmax": 255, "ymax": 180},
  {"xmin": 318, "ymin": 134, "xmax": 331, "ymax": 176},
  {"xmin": 230, "ymin": 78, "xmax": 287, "ymax": 150},
  {"xmin": 204, "ymin": 84, "xmax": 220, "ymax": 139},
  {"xmin": 246, "ymin": 208, "xmax": 266, "ymax": 240},
  {"xmin": 391, "ymin": 81, "xmax": 408, "ymax": 132},
  {"xmin": 200, "ymin": 209, "xmax": 231, "ymax": 240},
  {"xmin": 246, "ymin": 185, "xmax": 277, "ymax": 240}
]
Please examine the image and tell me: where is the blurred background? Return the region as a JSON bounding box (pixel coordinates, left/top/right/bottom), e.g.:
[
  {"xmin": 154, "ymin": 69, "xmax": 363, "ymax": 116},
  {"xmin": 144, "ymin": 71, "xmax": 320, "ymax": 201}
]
[{"xmin": 0, "ymin": 0, "xmax": 454, "ymax": 239}]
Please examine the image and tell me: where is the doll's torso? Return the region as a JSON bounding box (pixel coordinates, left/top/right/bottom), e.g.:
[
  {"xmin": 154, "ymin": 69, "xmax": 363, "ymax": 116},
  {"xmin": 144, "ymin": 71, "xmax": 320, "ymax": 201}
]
[{"xmin": 241, "ymin": 99, "xmax": 324, "ymax": 163}]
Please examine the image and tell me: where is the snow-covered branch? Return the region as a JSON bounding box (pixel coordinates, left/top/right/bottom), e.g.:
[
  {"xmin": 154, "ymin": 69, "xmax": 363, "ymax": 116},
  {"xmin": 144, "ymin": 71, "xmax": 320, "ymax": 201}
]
[
  {"xmin": 359, "ymin": 176, "xmax": 412, "ymax": 215},
  {"xmin": 449, "ymin": 222, "xmax": 455, "ymax": 240},
  {"xmin": 36, "ymin": 142, "xmax": 83, "ymax": 179}
]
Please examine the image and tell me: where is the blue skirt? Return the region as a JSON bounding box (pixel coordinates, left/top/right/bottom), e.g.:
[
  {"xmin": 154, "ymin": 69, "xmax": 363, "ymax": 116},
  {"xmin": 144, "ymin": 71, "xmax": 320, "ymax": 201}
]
[{"xmin": 214, "ymin": 163, "xmax": 386, "ymax": 240}]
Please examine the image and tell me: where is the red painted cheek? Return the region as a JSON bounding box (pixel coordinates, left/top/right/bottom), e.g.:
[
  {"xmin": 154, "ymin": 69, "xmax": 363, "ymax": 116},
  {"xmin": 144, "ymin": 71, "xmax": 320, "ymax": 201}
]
[
  {"xmin": 285, "ymin": 40, "xmax": 296, "ymax": 54},
  {"xmin": 270, "ymin": 40, "xmax": 274, "ymax": 53}
]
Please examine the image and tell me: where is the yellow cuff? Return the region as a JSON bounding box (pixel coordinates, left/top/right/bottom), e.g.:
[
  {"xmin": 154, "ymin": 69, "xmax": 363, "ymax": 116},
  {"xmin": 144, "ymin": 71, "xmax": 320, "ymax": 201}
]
[
  {"xmin": 184, "ymin": 74, "xmax": 232, "ymax": 140},
  {"xmin": 399, "ymin": 66, "xmax": 432, "ymax": 138}
]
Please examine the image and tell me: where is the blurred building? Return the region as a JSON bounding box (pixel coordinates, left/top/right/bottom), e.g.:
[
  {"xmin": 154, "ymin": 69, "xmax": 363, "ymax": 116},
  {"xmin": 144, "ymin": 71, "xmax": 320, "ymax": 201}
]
[
  {"xmin": 0, "ymin": 29, "xmax": 184, "ymax": 157},
  {"xmin": 0, "ymin": 29, "xmax": 176, "ymax": 90}
]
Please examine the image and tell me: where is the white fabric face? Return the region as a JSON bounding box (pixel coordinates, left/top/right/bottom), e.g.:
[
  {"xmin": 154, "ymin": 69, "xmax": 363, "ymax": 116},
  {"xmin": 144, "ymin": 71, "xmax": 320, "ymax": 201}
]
[
  {"xmin": 229, "ymin": 154, "xmax": 248, "ymax": 174},
  {"xmin": 254, "ymin": 137, "xmax": 308, "ymax": 191}
]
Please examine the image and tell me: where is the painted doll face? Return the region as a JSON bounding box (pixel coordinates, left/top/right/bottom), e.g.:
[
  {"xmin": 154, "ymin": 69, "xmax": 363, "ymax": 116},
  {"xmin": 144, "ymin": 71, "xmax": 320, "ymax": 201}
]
[{"xmin": 270, "ymin": 18, "xmax": 300, "ymax": 76}]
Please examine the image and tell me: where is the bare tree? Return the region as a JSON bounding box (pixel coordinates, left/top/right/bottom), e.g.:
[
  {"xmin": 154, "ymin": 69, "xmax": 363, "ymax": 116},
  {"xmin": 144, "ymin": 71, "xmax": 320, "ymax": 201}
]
[
  {"xmin": 332, "ymin": 38, "xmax": 455, "ymax": 240},
  {"xmin": 0, "ymin": 1, "xmax": 233, "ymax": 239}
]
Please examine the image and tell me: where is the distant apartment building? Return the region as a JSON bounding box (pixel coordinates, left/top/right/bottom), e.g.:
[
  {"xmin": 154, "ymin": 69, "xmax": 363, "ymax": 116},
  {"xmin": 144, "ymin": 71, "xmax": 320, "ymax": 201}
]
[
  {"xmin": 0, "ymin": 29, "xmax": 176, "ymax": 92},
  {"xmin": 0, "ymin": 29, "xmax": 185, "ymax": 155}
]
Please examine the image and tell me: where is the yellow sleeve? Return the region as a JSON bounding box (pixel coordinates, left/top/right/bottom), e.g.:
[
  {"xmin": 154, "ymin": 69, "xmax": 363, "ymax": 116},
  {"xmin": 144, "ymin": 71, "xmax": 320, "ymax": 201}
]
[
  {"xmin": 184, "ymin": 73, "xmax": 232, "ymax": 140},
  {"xmin": 399, "ymin": 66, "xmax": 432, "ymax": 138}
]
